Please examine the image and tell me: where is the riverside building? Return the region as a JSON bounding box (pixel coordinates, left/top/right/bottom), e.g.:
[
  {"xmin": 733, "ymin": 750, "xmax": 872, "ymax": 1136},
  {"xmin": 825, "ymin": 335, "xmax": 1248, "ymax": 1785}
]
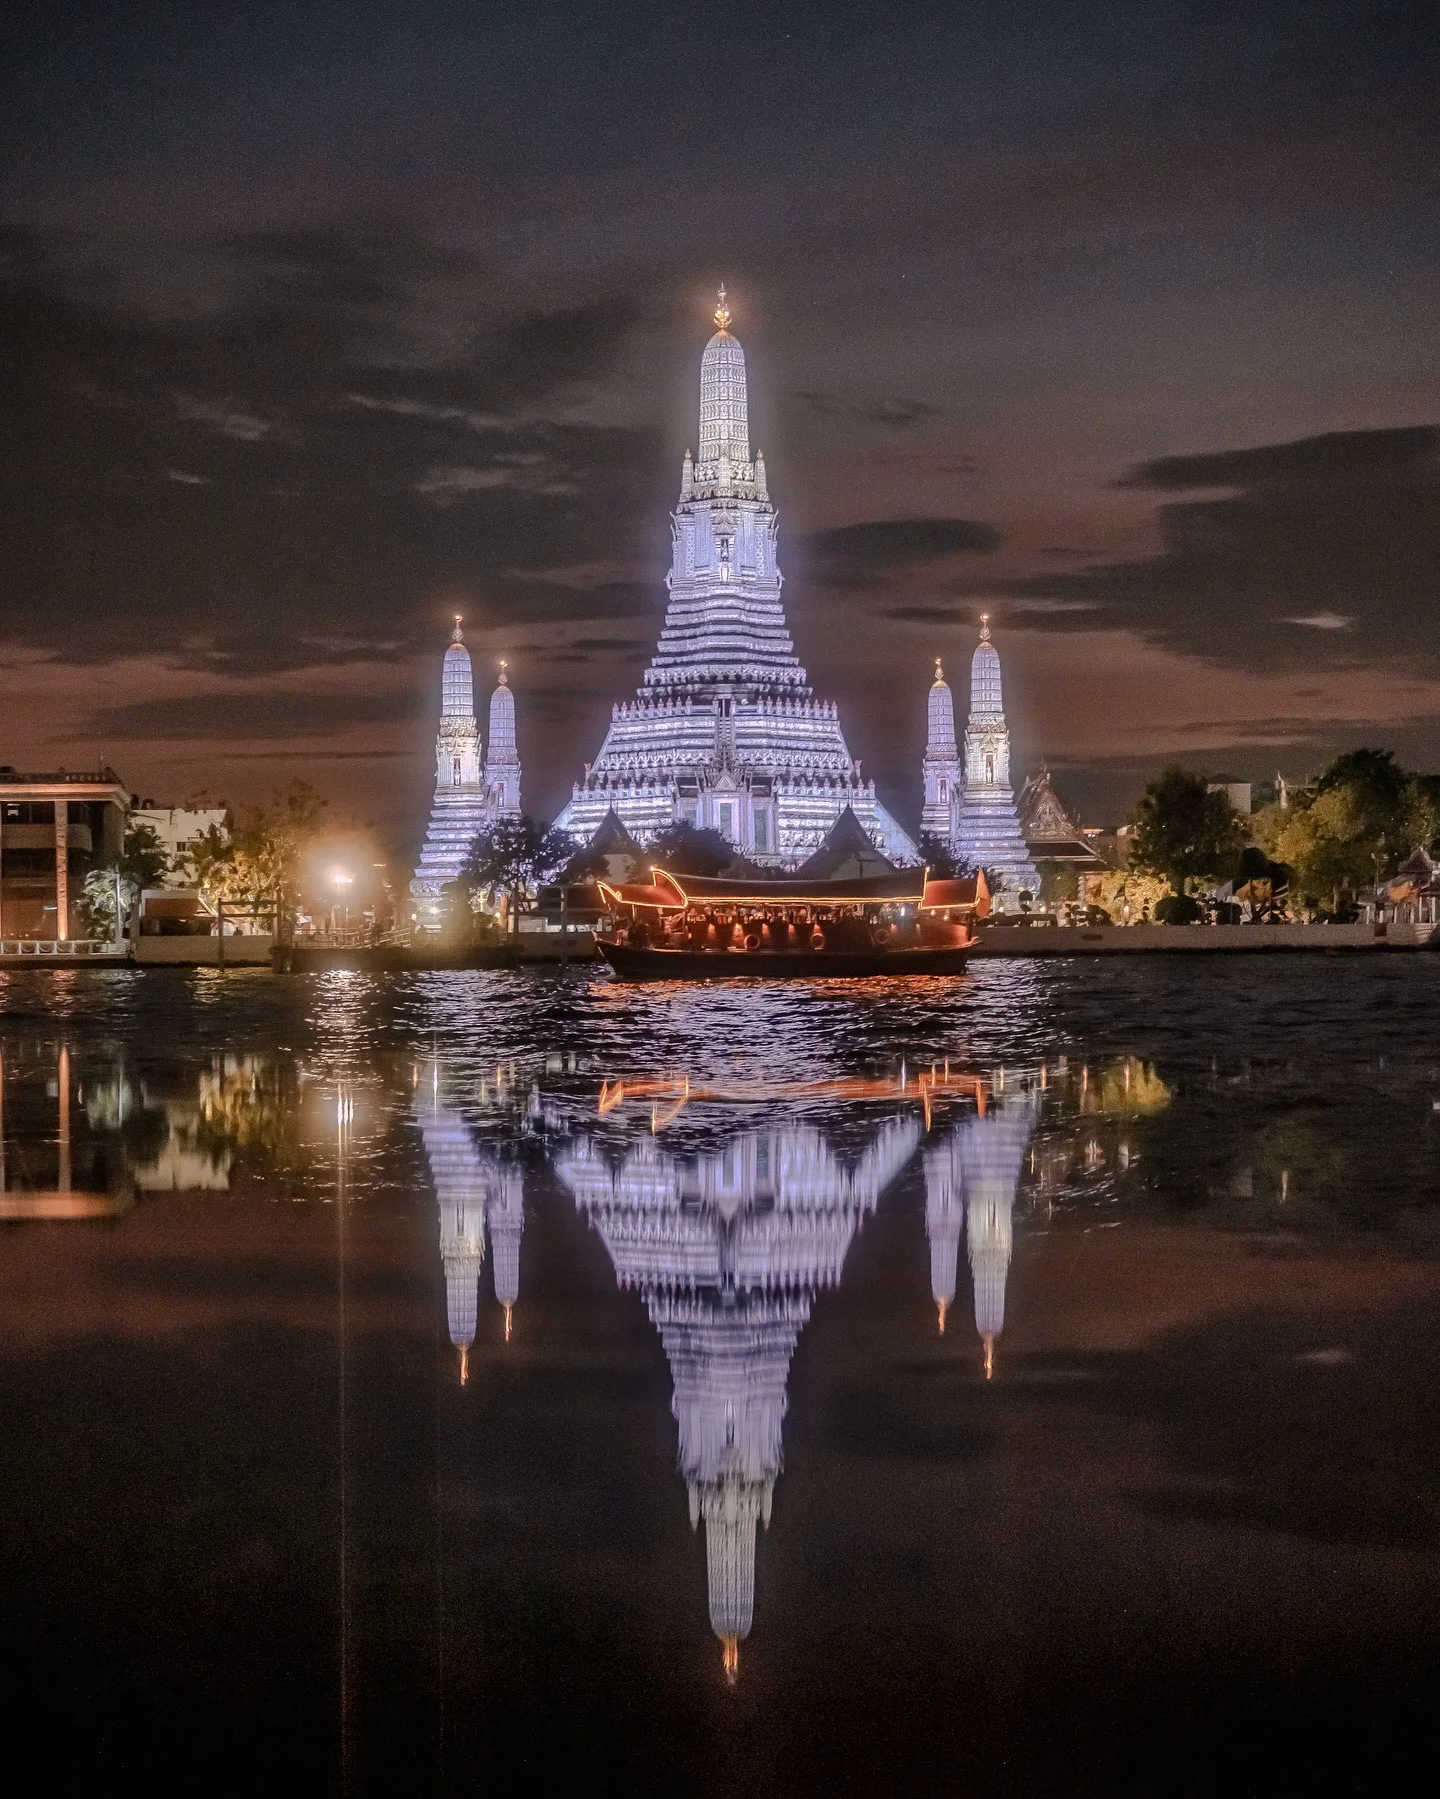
[
  {"xmin": 411, "ymin": 620, "xmax": 522, "ymax": 930},
  {"xmin": 555, "ymin": 292, "xmax": 916, "ymax": 867}
]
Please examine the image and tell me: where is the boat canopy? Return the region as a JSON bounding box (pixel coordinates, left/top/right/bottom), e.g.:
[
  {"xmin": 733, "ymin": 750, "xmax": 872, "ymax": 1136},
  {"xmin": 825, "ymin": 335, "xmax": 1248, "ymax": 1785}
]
[
  {"xmin": 596, "ymin": 877, "xmax": 686, "ymax": 911},
  {"xmin": 661, "ymin": 869, "xmax": 926, "ymax": 906},
  {"xmin": 920, "ymin": 872, "xmax": 991, "ymax": 912}
]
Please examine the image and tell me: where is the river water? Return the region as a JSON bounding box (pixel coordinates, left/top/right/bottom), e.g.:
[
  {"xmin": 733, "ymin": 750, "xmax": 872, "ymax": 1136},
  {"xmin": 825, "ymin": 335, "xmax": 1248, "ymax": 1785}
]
[{"xmin": 2, "ymin": 959, "xmax": 1438, "ymax": 1793}]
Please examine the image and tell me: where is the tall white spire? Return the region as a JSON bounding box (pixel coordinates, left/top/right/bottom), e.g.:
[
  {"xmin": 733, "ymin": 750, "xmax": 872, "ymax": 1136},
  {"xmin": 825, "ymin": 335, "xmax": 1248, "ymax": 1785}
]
[
  {"xmin": 485, "ymin": 660, "xmax": 522, "ymax": 817},
  {"xmin": 955, "ymin": 616, "xmax": 1040, "ymax": 904},
  {"xmin": 696, "ymin": 285, "xmax": 751, "ymax": 485},
  {"xmin": 921, "ymin": 658, "xmax": 962, "ymax": 844},
  {"xmin": 411, "ymin": 624, "xmax": 521, "ymax": 929}
]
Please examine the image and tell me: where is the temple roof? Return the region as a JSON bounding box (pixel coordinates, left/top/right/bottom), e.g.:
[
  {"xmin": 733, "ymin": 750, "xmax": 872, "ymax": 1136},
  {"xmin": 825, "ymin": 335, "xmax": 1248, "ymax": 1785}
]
[{"xmin": 793, "ymin": 806, "xmax": 898, "ymax": 880}]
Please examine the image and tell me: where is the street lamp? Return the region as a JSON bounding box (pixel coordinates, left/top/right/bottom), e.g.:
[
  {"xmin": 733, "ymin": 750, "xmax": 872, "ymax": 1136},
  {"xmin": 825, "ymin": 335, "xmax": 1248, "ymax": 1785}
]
[{"xmin": 330, "ymin": 868, "xmax": 353, "ymax": 938}]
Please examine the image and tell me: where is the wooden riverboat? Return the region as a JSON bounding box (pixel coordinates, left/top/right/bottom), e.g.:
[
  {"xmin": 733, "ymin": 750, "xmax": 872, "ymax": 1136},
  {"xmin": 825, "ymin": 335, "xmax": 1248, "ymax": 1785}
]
[{"xmin": 596, "ymin": 868, "xmax": 988, "ymax": 982}]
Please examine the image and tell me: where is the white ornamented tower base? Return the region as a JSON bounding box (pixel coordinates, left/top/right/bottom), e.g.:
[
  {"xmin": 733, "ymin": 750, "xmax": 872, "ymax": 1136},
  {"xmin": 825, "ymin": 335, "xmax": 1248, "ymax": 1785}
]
[
  {"xmin": 953, "ymin": 617, "xmax": 1039, "ymax": 902},
  {"xmin": 554, "ymin": 292, "xmax": 915, "ymax": 866},
  {"xmin": 411, "ymin": 620, "xmax": 523, "ymax": 929}
]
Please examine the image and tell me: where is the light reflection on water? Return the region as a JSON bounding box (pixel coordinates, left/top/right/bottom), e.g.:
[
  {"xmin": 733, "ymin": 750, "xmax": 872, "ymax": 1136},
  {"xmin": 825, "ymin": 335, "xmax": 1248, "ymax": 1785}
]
[{"xmin": 3, "ymin": 960, "xmax": 1440, "ymax": 1788}]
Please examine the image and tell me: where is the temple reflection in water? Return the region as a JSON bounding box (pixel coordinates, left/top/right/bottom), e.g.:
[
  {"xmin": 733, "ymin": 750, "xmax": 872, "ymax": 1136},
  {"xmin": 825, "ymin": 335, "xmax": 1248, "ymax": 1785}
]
[
  {"xmin": 420, "ymin": 1092, "xmax": 525, "ymax": 1383},
  {"xmin": 554, "ymin": 1111, "xmax": 923, "ymax": 1677},
  {"xmin": 410, "ymin": 1058, "xmax": 1155, "ymax": 1675},
  {"xmin": 924, "ymin": 1086, "xmax": 1041, "ymax": 1374}
]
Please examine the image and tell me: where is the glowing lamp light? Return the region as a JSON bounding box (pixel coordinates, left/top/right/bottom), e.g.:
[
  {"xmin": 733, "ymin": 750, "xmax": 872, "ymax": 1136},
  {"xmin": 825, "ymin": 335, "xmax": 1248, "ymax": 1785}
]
[{"xmin": 331, "ymin": 869, "xmax": 354, "ymax": 889}]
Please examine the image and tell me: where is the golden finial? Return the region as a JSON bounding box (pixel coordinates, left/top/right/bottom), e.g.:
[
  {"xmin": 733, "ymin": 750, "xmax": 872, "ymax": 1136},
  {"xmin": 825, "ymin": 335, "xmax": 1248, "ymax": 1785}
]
[
  {"xmin": 937, "ymin": 1297, "xmax": 948, "ymax": 1335},
  {"xmin": 722, "ymin": 1635, "xmax": 739, "ymax": 1685},
  {"xmin": 934, "ymin": 657, "xmax": 945, "ymax": 684},
  {"xmin": 979, "ymin": 613, "xmax": 991, "ymax": 643},
  {"xmin": 503, "ymin": 1304, "xmax": 513, "ymax": 1343},
  {"xmin": 714, "ymin": 284, "xmax": 731, "ymax": 331},
  {"xmin": 498, "ymin": 657, "xmax": 509, "ymax": 686},
  {"xmin": 453, "ymin": 613, "xmax": 464, "ymax": 642},
  {"xmin": 459, "ymin": 1344, "xmax": 470, "ymax": 1386},
  {"xmin": 983, "ymin": 1333, "xmax": 995, "ymax": 1380}
]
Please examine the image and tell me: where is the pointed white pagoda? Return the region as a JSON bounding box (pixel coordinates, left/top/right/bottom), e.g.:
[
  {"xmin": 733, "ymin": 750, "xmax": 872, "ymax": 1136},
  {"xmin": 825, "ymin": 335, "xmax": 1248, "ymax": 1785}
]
[
  {"xmin": 554, "ymin": 290, "xmax": 916, "ymax": 866},
  {"xmin": 920, "ymin": 658, "xmax": 962, "ymax": 845},
  {"xmin": 954, "ymin": 617, "xmax": 1039, "ymax": 902},
  {"xmin": 411, "ymin": 621, "xmax": 523, "ymax": 929},
  {"xmin": 553, "ymin": 1111, "xmax": 921, "ymax": 1676},
  {"xmin": 485, "ymin": 660, "xmax": 522, "ymax": 818}
]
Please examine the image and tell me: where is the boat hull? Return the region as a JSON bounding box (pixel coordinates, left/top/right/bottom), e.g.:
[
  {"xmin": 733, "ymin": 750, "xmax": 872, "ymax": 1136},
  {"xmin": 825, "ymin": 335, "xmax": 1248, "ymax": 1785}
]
[{"xmin": 598, "ymin": 940, "xmax": 971, "ymax": 982}]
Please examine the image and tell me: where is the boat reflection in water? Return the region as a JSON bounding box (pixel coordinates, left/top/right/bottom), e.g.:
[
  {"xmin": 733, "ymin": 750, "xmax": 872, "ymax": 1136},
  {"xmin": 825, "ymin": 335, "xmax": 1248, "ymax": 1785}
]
[{"xmin": 419, "ymin": 1091, "xmax": 525, "ymax": 1383}]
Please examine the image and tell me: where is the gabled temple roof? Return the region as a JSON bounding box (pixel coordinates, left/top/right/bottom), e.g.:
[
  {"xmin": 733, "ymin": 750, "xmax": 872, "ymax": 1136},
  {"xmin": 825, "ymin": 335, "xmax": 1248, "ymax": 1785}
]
[
  {"xmin": 1018, "ymin": 769, "xmax": 1104, "ymax": 864},
  {"xmin": 793, "ymin": 806, "xmax": 898, "ymax": 880}
]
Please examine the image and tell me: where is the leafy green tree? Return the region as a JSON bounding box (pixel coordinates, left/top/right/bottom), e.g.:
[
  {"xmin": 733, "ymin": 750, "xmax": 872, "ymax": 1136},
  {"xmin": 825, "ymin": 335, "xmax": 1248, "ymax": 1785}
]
[
  {"xmin": 1253, "ymin": 749, "xmax": 1439, "ymax": 911},
  {"xmin": 463, "ymin": 817, "xmax": 577, "ymax": 917},
  {"xmin": 647, "ymin": 822, "xmax": 734, "ymax": 877},
  {"xmin": 1130, "ymin": 767, "xmax": 1244, "ymax": 901},
  {"xmin": 80, "ymin": 822, "xmax": 171, "ymax": 937},
  {"xmin": 186, "ymin": 782, "xmax": 328, "ymax": 918}
]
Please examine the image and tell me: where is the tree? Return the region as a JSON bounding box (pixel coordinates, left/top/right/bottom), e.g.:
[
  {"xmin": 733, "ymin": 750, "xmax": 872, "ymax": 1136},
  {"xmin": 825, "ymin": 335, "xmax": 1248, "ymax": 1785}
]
[
  {"xmin": 1130, "ymin": 768, "xmax": 1244, "ymax": 900},
  {"xmin": 463, "ymin": 817, "xmax": 577, "ymax": 917},
  {"xmin": 1253, "ymin": 749, "xmax": 1439, "ymax": 912},
  {"xmin": 186, "ymin": 781, "xmax": 328, "ymax": 915},
  {"xmin": 917, "ymin": 832, "xmax": 966, "ymax": 880},
  {"xmin": 79, "ymin": 822, "xmax": 171, "ymax": 937},
  {"xmin": 647, "ymin": 822, "xmax": 734, "ymax": 877}
]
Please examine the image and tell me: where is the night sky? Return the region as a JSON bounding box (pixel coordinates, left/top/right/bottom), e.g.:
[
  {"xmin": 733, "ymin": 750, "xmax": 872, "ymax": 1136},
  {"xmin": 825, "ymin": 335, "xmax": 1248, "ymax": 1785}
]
[{"xmin": 2, "ymin": 1, "xmax": 1437, "ymax": 853}]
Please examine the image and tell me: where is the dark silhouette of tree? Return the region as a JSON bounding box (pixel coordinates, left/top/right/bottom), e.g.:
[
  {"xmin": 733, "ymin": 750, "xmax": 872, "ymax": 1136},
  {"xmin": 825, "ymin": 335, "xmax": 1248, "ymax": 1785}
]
[
  {"xmin": 1131, "ymin": 767, "xmax": 1244, "ymax": 899},
  {"xmin": 646, "ymin": 822, "xmax": 734, "ymax": 877},
  {"xmin": 463, "ymin": 817, "xmax": 577, "ymax": 916}
]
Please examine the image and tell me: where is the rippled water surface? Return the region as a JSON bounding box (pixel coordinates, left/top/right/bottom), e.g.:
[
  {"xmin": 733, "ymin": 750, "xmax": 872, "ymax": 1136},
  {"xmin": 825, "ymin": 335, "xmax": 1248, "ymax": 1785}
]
[{"xmin": 3, "ymin": 959, "xmax": 1439, "ymax": 1794}]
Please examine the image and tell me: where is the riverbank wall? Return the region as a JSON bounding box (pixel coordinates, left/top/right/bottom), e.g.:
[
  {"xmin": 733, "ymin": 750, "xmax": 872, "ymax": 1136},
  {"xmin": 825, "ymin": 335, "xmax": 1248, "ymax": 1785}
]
[{"xmin": 970, "ymin": 921, "xmax": 1438, "ymax": 955}]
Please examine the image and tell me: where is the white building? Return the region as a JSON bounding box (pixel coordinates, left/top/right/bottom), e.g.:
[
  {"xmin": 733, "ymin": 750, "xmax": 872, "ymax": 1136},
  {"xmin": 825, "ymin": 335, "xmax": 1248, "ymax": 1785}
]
[
  {"xmin": 554, "ymin": 291, "xmax": 916, "ymax": 866},
  {"xmin": 129, "ymin": 806, "xmax": 228, "ymax": 883},
  {"xmin": 411, "ymin": 620, "xmax": 523, "ymax": 929}
]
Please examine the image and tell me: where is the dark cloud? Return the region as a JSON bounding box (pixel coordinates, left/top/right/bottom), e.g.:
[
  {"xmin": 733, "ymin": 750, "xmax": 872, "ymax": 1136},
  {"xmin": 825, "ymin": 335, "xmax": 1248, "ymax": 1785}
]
[
  {"xmin": 83, "ymin": 688, "xmax": 416, "ymax": 741},
  {"xmin": 1117, "ymin": 427, "xmax": 1440, "ymax": 493},
  {"xmin": 0, "ymin": 224, "xmax": 657, "ymax": 673},
  {"xmin": 789, "ymin": 390, "xmax": 941, "ymax": 429},
  {"xmin": 798, "ymin": 519, "xmax": 1001, "ymax": 592},
  {"xmin": 1007, "ymin": 425, "xmax": 1440, "ymax": 673}
]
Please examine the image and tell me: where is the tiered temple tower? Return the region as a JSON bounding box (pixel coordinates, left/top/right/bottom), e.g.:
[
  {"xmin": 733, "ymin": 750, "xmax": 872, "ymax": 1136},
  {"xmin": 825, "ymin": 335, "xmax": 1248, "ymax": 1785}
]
[
  {"xmin": 553, "ymin": 1111, "xmax": 921, "ymax": 1676},
  {"xmin": 411, "ymin": 621, "xmax": 523, "ymax": 929},
  {"xmin": 953, "ymin": 618, "xmax": 1039, "ymax": 900},
  {"xmin": 924, "ymin": 1088, "xmax": 1040, "ymax": 1376},
  {"xmin": 554, "ymin": 291, "xmax": 916, "ymax": 866},
  {"xmin": 920, "ymin": 659, "xmax": 962, "ymax": 845},
  {"xmin": 420, "ymin": 1092, "xmax": 525, "ymax": 1383}
]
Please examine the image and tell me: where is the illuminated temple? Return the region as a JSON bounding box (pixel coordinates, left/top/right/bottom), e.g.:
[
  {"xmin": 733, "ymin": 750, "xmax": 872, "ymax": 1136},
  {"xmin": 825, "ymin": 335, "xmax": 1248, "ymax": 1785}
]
[
  {"xmin": 553, "ymin": 1111, "xmax": 922, "ymax": 1674},
  {"xmin": 411, "ymin": 621, "xmax": 523, "ymax": 929},
  {"xmin": 554, "ymin": 292, "xmax": 917, "ymax": 866}
]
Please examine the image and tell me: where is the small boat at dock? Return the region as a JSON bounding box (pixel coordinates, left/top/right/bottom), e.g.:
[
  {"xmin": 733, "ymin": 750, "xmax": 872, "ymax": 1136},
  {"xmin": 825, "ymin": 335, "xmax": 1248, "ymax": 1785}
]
[{"xmin": 596, "ymin": 868, "xmax": 988, "ymax": 981}]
